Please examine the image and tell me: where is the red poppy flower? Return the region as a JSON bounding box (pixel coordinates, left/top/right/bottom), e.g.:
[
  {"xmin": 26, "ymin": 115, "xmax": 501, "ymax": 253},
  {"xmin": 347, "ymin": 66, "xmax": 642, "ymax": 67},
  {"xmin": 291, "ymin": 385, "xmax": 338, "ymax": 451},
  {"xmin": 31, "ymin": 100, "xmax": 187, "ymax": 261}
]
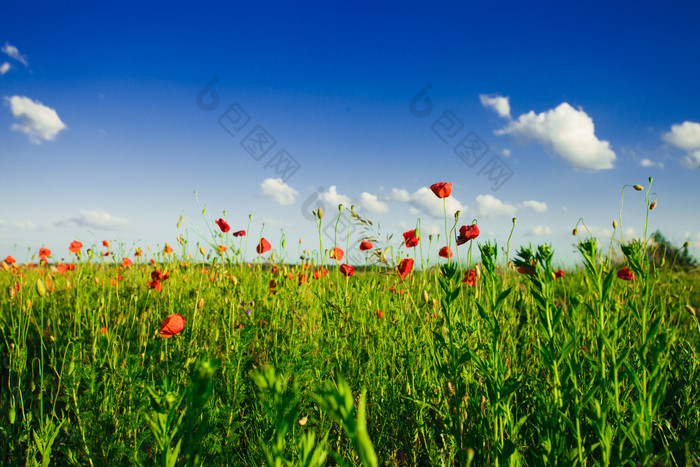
[
  {"xmin": 617, "ymin": 267, "xmax": 635, "ymax": 281},
  {"xmin": 439, "ymin": 246, "xmax": 453, "ymax": 258},
  {"xmin": 649, "ymin": 201, "xmax": 656, "ymax": 210},
  {"xmin": 232, "ymin": 230, "xmax": 246, "ymax": 237},
  {"xmin": 100, "ymin": 327, "xmax": 107, "ymax": 335},
  {"xmin": 329, "ymin": 247, "xmax": 344, "ymax": 261},
  {"xmin": 313, "ymin": 267, "xmax": 328, "ymax": 279},
  {"xmin": 554, "ymin": 269, "xmax": 565, "ymax": 279},
  {"xmin": 102, "ymin": 240, "xmax": 110, "ymax": 248},
  {"xmin": 134, "ymin": 248, "xmax": 143, "ymax": 257},
  {"xmin": 101, "ymin": 252, "xmax": 110, "ymax": 257},
  {"xmin": 160, "ymin": 313, "xmax": 186, "ymax": 338},
  {"xmin": 462, "ymin": 269, "xmax": 476, "ymax": 287},
  {"xmin": 39, "ymin": 248, "xmax": 51, "ymax": 259},
  {"xmin": 218, "ymin": 245, "xmax": 227, "ymax": 253},
  {"xmin": 360, "ymin": 240, "xmax": 373, "ymax": 251},
  {"xmin": 376, "ymin": 310, "xmax": 384, "ymax": 319},
  {"xmin": 56, "ymin": 264, "xmax": 69, "ymax": 274},
  {"xmin": 163, "ymin": 244, "xmax": 173, "ymax": 255},
  {"xmin": 340, "ymin": 263, "xmax": 355, "ymax": 276},
  {"xmin": 256, "ymin": 238, "xmax": 271, "ymax": 254},
  {"xmin": 122, "ymin": 257, "xmax": 133, "ymax": 268},
  {"xmin": 215, "ymin": 218, "xmax": 230, "ymax": 233},
  {"xmin": 403, "ymin": 230, "xmax": 420, "ymax": 248},
  {"xmin": 456, "ymin": 224, "xmax": 479, "ymax": 245},
  {"xmin": 68, "ymin": 263, "xmax": 75, "ymax": 271},
  {"xmin": 430, "ymin": 182, "xmax": 452, "ymax": 198},
  {"xmin": 397, "ymin": 258, "xmax": 414, "ymax": 279},
  {"xmin": 148, "ymin": 269, "xmax": 170, "ymax": 291},
  {"xmin": 269, "ymin": 279, "xmax": 277, "ymax": 290},
  {"xmin": 4, "ymin": 255, "xmax": 15, "ymax": 265},
  {"xmin": 68, "ymin": 241, "xmax": 82, "ymax": 254},
  {"xmin": 517, "ymin": 259, "xmax": 536, "ymax": 275}
]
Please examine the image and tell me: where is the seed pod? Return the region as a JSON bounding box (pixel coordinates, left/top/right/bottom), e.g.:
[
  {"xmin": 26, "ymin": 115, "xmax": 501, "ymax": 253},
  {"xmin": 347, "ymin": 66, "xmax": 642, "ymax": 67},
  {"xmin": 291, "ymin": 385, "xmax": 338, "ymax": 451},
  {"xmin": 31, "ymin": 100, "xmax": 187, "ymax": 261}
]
[
  {"xmin": 633, "ymin": 184, "xmax": 643, "ymax": 191},
  {"xmin": 36, "ymin": 278, "xmax": 47, "ymax": 298}
]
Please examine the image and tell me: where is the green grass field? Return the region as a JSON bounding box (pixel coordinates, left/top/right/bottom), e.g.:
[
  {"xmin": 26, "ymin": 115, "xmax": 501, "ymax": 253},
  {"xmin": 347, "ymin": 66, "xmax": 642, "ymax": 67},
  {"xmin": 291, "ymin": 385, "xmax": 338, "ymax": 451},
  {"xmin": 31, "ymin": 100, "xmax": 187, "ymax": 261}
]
[{"xmin": 1, "ymin": 182, "xmax": 699, "ymax": 466}]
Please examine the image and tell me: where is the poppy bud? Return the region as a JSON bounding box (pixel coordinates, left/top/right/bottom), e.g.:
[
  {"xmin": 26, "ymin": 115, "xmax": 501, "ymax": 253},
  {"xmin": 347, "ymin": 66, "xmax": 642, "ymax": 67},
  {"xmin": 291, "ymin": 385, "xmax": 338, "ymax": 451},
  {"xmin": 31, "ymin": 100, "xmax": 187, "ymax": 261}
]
[
  {"xmin": 512, "ymin": 217, "xmax": 517, "ymax": 224},
  {"xmin": 36, "ymin": 278, "xmax": 47, "ymax": 298},
  {"xmin": 299, "ymin": 238, "xmax": 303, "ymax": 244},
  {"xmin": 454, "ymin": 210, "xmax": 461, "ymax": 221},
  {"xmin": 202, "ymin": 207, "xmax": 207, "ymax": 215},
  {"xmin": 633, "ymin": 184, "xmax": 643, "ymax": 191},
  {"xmin": 317, "ymin": 207, "xmax": 324, "ymax": 219},
  {"xmin": 8, "ymin": 408, "xmax": 15, "ymax": 425},
  {"xmin": 572, "ymin": 228, "xmax": 577, "ymax": 236},
  {"xmin": 612, "ymin": 220, "xmax": 618, "ymax": 229},
  {"xmin": 282, "ymin": 239, "xmax": 286, "ymax": 248},
  {"xmin": 338, "ymin": 204, "xmax": 343, "ymax": 212},
  {"xmin": 1, "ymin": 262, "xmax": 8, "ymax": 272},
  {"xmin": 423, "ymin": 290, "xmax": 429, "ymax": 304},
  {"xmin": 199, "ymin": 246, "xmax": 206, "ymax": 256},
  {"xmin": 649, "ymin": 201, "xmax": 656, "ymax": 210},
  {"xmin": 648, "ymin": 176, "xmax": 653, "ymax": 183},
  {"xmin": 683, "ymin": 241, "xmax": 690, "ymax": 248}
]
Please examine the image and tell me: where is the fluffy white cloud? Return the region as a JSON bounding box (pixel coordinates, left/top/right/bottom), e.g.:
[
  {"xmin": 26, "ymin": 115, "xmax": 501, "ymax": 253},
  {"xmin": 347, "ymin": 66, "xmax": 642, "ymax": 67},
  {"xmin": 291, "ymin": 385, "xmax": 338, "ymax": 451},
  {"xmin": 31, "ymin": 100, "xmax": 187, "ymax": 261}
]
[
  {"xmin": 640, "ymin": 158, "xmax": 664, "ymax": 169},
  {"xmin": 475, "ymin": 194, "xmax": 516, "ymax": 219},
  {"xmin": 502, "ymin": 148, "xmax": 511, "ymax": 157},
  {"xmin": 14, "ymin": 221, "xmax": 37, "ymax": 231},
  {"xmin": 526, "ymin": 225, "xmax": 552, "ymax": 237},
  {"xmin": 55, "ymin": 210, "xmax": 129, "ymax": 231},
  {"xmin": 410, "ymin": 187, "xmax": 466, "ymax": 219},
  {"xmin": 358, "ymin": 192, "xmax": 388, "ymax": 213},
  {"xmin": 320, "ymin": 186, "xmax": 352, "ymax": 208},
  {"xmin": 260, "ymin": 178, "xmax": 298, "ymax": 206},
  {"xmin": 479, "ymin": 94, "xmax": 511, "ymax": 119},
  {"xmin": 519, "ymin": 200, "xmax": 547, "ymax": 212},
  {"xmin": 664, "ymin": 121, "xmax": 700, "ymax": 151},
  {"xmin": 2, "ymin": 42, "xmax": 28, "ymax": 66},
  {"xmin": 4, "ymin": 95, "xmax": 67, "ymax": 144},
  {"xmin": 496, "ymin": 102, "xmax": 615, "ymax": 170},
  {"xmin": 0, "ymin": 62, "xmax": 10, "ymax": 75},
  {"xmin": 387, "ymin": 188, "xmax": 411, "ymax": 202}
]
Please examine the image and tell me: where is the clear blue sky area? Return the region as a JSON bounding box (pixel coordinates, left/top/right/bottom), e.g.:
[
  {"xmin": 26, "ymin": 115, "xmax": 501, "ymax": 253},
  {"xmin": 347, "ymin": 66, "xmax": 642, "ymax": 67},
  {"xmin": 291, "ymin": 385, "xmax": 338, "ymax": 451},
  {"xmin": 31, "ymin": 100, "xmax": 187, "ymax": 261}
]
[{"xmin": 2, "ymin": 1, "xmax": 699, "ymax": 267}]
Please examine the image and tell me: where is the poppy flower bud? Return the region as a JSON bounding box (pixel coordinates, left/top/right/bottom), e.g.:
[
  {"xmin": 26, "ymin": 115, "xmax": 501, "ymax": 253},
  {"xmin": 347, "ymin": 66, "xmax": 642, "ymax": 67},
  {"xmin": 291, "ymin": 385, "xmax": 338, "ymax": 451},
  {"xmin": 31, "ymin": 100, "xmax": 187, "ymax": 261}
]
[
  {"xmin": 317, "ymin": 207, "xmax": 324, "ymax": 219},
  {"xmin": 612, "ymin": 220, "xmax": 618, "ymax": 229},
  {"xmin": 282, "ymin": 239, "xmax": 286, "ymax": 248},
  {"xmin": 36, "ymin": 278, "xmax": 47, "ymax": 298},
  {"xmin": 683, "ymin": 241, "xmax": 690, "ymax": 248},
  {"xmin": 454, "ymin": 210, "xmax": 461, "ymax": 221},
  {"xmin": 338, "ymin": 204, "xmax": 343, "ymax": 212},
  {"xmin": 572, "ymin": 228, "xmax": 577, "ymax": 236},
  {"xmin": 299, "ymin": 238, "xmax": 302, "ymax": 244},
  {"xmin": 199, "ymin": 246, "xmax": 206, "ymax": 256},
  {"xmin": 649, "ymin": 201, "xmax": 656, "ymax": 210},
  {"xmin": 648, "ymin": 176, "xmax": 653, "ymax": 183},
  {"xmin": 202, "ymin": 207, "xmax": 207, "ymax": 215},
  {"xmin": 422, "ymin": 290, "xmax": 429, "ymax": 304},
  {"xmin": 512, "ymin": 217, "xmax": 517, "ymax": 224},
  {"xmin": 633, "ymin": 184, "xmax": 643, "ymax": 191}
]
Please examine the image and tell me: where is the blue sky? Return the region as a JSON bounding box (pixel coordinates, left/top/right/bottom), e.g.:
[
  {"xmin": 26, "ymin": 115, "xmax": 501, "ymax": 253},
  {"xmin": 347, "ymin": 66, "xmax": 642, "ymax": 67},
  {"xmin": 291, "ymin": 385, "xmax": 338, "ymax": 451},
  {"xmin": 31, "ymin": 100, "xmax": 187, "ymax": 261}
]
[{"xmin": 2, "ymin": 1, "xmax": 699, "ymax": 267}]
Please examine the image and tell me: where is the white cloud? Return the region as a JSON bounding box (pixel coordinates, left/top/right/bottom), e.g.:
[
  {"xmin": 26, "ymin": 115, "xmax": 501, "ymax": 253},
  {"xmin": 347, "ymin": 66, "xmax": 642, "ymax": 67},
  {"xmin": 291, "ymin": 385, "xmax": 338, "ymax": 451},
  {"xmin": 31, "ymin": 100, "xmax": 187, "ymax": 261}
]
[
  {"xmin": 14, "ymin": 221, "xmax": 36, "ymax": 231},
  {"xmin": 55, "ymin": 210, "xmax": 130, "ymax": 231},
  {"xmin": 664, "ymin": 121, "xmax": 700, "ymax": 151},
  {"xmin": 496, "ymin": 102, "xmax": 615, "ymax": 170},
  {"xmin": 260, "ymin": 178, "xmax": 299, "ymax": 206},
  {"xmin": 4, "ymin": 95, "xmax": 68, "ymax": 144},
  {"xmin": 502, "ymin": 148, "xmax": 511, "ymax": 157},
  {"xmin": 475, "ymin": 194, "xmax": 516, "ymax": 219},
  {"xmin": 588, "ymin": 226, "xmax": 612, "ymax": 239},
  {"xmin": 319, "ymin": 186, "xmax": 352, "ymax": 208},
  {"xmin": 525, "ymin": 225, "xmax": 552, "ymax": 237},
  {"xmin": 519, "ymin": 200, "xmax": 547, "ymax": 212},
  {"xmin": 358, "ymin": 192, "xmax": 388, "ymax": 213},
  {"xmin": 479, "ymin": 94, "xmax": 511, "ymax": 119},
  {"xmin": 2, "ymin": 43, "xmax": 28, "ymax": 66},
  {"xmin": 0, "ymin": 62, "xmax": 10, "ymax": 75},
  {"xmin": 640, "ymin": 158, "xmax": 664, "ymax": 169},
  {"xmin": 387, "ymin": 188, "xmax": 411, "ymax": 202},
  {"xmin": 411, "ymin": 187, "xmax": 466, "ymax": 219}
]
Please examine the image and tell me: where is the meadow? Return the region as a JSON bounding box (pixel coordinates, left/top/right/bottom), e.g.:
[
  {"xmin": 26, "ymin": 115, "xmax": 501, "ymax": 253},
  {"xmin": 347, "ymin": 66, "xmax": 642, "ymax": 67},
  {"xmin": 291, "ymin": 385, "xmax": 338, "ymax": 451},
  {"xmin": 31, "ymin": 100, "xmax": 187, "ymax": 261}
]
[{"xmin": 1, "ymin": 180, "xmax": 699, "ymax": 466}]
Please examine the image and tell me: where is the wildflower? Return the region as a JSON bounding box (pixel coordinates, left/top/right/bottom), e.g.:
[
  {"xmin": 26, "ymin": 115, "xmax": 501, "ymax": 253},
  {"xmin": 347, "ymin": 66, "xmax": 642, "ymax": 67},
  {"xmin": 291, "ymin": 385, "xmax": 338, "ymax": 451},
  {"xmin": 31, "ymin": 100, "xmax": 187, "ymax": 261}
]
[
  {"xmin": 617, "ymin": 267, "xmax": 635, "ymax": 281},
  {"xmin": 650, "ymin": 201, "xmax": 656, "ymax": 210},
  {"xmin": 439, "ymin": 246, "xmax": 453, "ymax": 258},
  {"xmin": 4, "ymin": 255, "xmax": 15, "ymax": 265},
  {"xmin": 256, "ymin": 238, "xmax": 271, "ymax": 254},
  {"xmin": 403, "ymin": 230, "xmax": 420, "ymax": 248},
  {"xmin": 518, "ymin": 260, "xmax": 536, "ymax": 275},
  {"xmin": 102, "ymin": 240, "xmax": 110, "ymax": 248},
  {"xmin": 100, "ymin": 327, "xmax": 107, "ymax": 335},
  {"xmin": 134, "ymin": 248, "xmax": 143, "ymax": 257},
  {"xmin": 632, "ymin": 184, "xmax": 643, "ymax": 191},
  {"xmin": 376, "ymin": 310, "xmax": 384, "ymax": 319},
  {"xmin": 340, "ymin": 264, "xmax": 355, "ymax": 276},
  {"xmin": 232, "ymin": 230, "xmax": 246, "ymax": 237},
  {"xmin": 462, "ymin": 269, "xmax": 476, "ymax": 287},
  {"xmin": 430, "ymin": 182, "xmax": 452, "ymax": 198},
  {"xmin": 101, "ymin": 252, "xmax": 110, "ymax": 257},
  {"xmin": 215, "ymin": 218, "xmax": 230, "ymax": 233},
  {"xmin": 218, "ymin": 244, "xmax": 227, "ymax": 253},
  {"xmin": 269, "ymin": 279, "xmax": 277, "ymax": 290},
  {"xmin": 313, "ymin": 267, "xmax": 328, "ymax": 279},
  {"xmin": 163, "ymin": 244, "xmax": 173, "ymax": 255},
  {"xmin": 329, "ymin": 247, "xmax": 344, "ymax": 261},
  {"xmin": 56, "ymin": 264, "xmax": 70, "ymax": 274},
  {"xmin": 148, "ymin": 269, "xmax": 170, "ymax": 291},
  {"xmin": 456, "ymin": 224, "xmax": 479, "ymax": 245},
  {"xmin": 554, "ymin": 269, "xmax": 565, "ymax": 279},
  {"xmin": 39, "ymin": 248, "xmax": 51, "ymax": 260},
  {"xmin": 160, "ymin": 313, "xmax": 186, "ymax": 338},
  {"xmin": 68, "ymin": 241, "xmax": 82, "ymax": 254},
  {"xmin": 397, "ymin": 258, "xmax": 414, "ymax": 280},
  {"xmin": 360, "ymin": 240, "xmax": 373, "ymax": 251},
  {"xmin": 122, "ymin": 257, "xmax": 133, "ymax": 268}
]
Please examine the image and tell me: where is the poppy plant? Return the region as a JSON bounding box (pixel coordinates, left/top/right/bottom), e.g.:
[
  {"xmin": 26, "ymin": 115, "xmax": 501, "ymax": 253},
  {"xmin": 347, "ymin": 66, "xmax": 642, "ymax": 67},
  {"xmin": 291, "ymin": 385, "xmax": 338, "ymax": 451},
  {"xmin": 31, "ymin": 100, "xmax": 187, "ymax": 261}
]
[
  {"xmin": 313, "ymin": 267, "xmax": 328, "ymax": 279},
  {"xmin": 397, "ymin": 258, "xmax": 414, "ymax": 279},
  {"xmin": 617, "ymin": 267, "xmax": 635, "ymax": 281},
  {"xmin": 232, "ymin": 230, "xmax": 246, "ymax": 237},
  {"xmin": 56, "ymin": 264, "xmax": 70, "ymax": 274},
  {"xmin": 462, "ymin": 269, "xmax": 476, "ymax": 287},
  {"xmin": 68, "ymin": 241, "xmax": 82, "ymax": 254},
  {"xmin": 430, "ymin": 182, "xmax": 452, "ymax": 198},
  {"xmin": 215, "ymin": 218, "xmax": 230, "ymax": 233},
  {"xmin": 439, "ymin": 246, "xmax": 453, "ymax": 258},
  {"xmin": 256, "ymin": 238, "xmax": 271, "ymax": 254},
  {"xmin": 160, "ymin": 313, "xmax": 186, "ymax": 338},
  {"xmin": 4, "ymin": 255, "xmax": 15, "ymax": 265},
  {"xmin": 403, "ymin": 229, "xmax": 420, "ymax": 248},
  {"xmin": 360, "ymin": 240, "xmax": 373, "ymax": 251},
  {"xmin": 329, "ymin": 247, "xmax": 344, "ymax": 261},
  {"xmin": 456, "ymin": 224, "xmax": 479, "ymax": 245},
  {"xmin": 340, "ymin": 263, "xmax": 355, "ymax": 277},
  {"xmin": 218, "ymin": 245, "xmax": 227, "ymax": 253},
  {"xmin": 102, "ymin": 240, "xmax": 110, "ymax": 248},
  {"xmin": 39, "ymin": 247, "xmax": 51, "ymax": 259},
  {"xmin": 121, "ymin": 257, "xmax": 133, "ymax": 268},
  {"xmin": 163, "ymin": 244, "xmax": 173, "ymax": 255},
  {"xmin": 148, "ymin": 269, "xmax": 171, "ymax": 291},
  {"xmin": 554, "ymin": 269, "xmax": 565, "ymax": 279}
]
